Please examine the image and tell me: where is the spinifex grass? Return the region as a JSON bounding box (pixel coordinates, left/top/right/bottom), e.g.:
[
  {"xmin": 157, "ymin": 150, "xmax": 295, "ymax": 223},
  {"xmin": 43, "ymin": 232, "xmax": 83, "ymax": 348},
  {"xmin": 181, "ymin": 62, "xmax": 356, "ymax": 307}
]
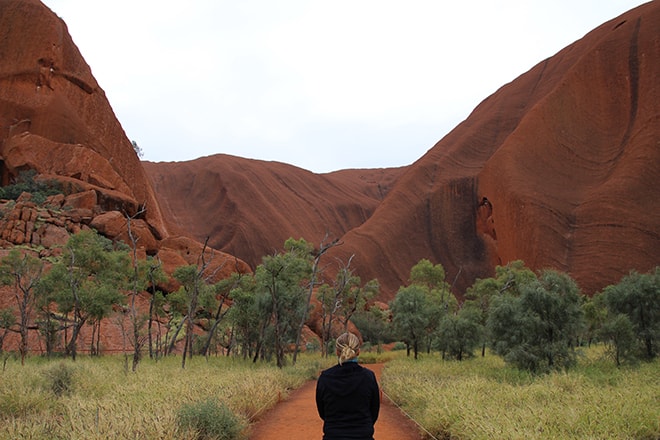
[
  {"xmin": 0, "ymin": 354, "xmax": 327, "ymax": 440},
  {"xmin": 382, "ymin": 347, "xmax": 659, "ymax": 440}
]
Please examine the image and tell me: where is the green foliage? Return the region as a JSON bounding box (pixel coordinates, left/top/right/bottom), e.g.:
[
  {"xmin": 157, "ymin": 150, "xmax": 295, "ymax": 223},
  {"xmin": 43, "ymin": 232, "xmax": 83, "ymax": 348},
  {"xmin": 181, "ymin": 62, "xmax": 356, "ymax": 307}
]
[
  {"xmin": 316, "ymin": 256, "xmax": 379, "ymax": 357},
  {"xmin": 351, "ymin": 304, "xmax": 394, "ymax": 345},
  {"xmin": 37, "ymin": 230, "xmax": 131, "ymax": 359},
  {"xmin": 582, "ymin": 294, "xmax": 608, "ymax": 345},
  {"xmin": 43, "ymin": 362, "xmax": 76, "ymax": 396},
  {"xmin": 0, "ymin": 249, "xmax": 44, "ymax": 362},
  {"xmin": 254, "ymin": 240, "xmax": 313, "ymax": 367},
  {"xmin": 0, "ymin": 169, "xmax": 62, "ymax": 204},
  {"xmin": 598, "ymin": 267, "xmax": 659, "ymax": 362},
  {"xmin": 227, "ymin": 275, "xmax": 263, "ymax": 358},
  {"xmin": 0, "ymin": 307, "xmax": 15, "ymax": 330},
  {"xmin": 390, "ymin": 285, "xmax": 430, "ymax": 358},
  {"xmin": 599, "ymin": 313, "xmax": 638, "ymax": 366},
  {"xmin": 390, "ymin": 259, "xmax": 457, "ymax": 359},
  {"xmin": 392, "ymin": 341, "xmax": 407, "ymax": 351},
  {"xmin": 436, "ymin": 306, "xmax": 483, "ymax": 360},
  {"xmin": 131, "ymin": 140, "xmax": 143, "ymax": 158},
  {"xmin": 409, "ymin": 258, "xmax": 447, "ymax": 290},
  {"xmin": 176, "ymin": 398, "xmax": 245, "ymax": 440},
  {"xmin": 487, "ymin": 269, "xmax": 585, "ymax": 373}
]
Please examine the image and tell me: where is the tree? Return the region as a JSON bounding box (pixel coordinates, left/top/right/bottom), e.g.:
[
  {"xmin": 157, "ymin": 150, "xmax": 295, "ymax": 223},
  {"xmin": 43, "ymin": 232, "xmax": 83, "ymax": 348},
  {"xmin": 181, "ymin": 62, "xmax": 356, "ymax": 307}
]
[
  {"xmin": 227, "ymin": 273, "xmax": 269, "ymax": 361},
  {"xmin": 435, "ymin": 305, "xmax": 483, "ymax": 360},
  {"xmin": 144, "ymin": 258, "xmax": 168, "ymax": 359},
  {"xmin": 171, "ymin": 264, "xmax": 217, "ymax": 368},
  {"xmin": 390, "ymin": 285, "xmax": 430, "ymax": 359},
  {"xmin": 38, "ymin": 230, "xmax": 130, "ymax": 360},
  {"xmin": 316, "ymin": 255, "xmax": 378, "ymax": 357},
  {"xmin": 0, "ymin": 308, "xmax": 15, "ymax": 353},
  {"xmin": 465, "ymin": 277, "xmax": 500, "ymax": 356},
  {"xmin": 599, "ymin": 313, "xmax": 637, "ymax": 366},
  {"xmin": 125, "ymin": 209, "xmax": 147, "ymax": 371},
  {"xmin": 292, "ymin": 235, "xmax": 339, "ymax": 365},
  {"xmin": 170, "ymin": 238, "xmax": 231, "ymax": 368},
  {"xmin": 492, "ymin": 260, "xmax": 537, "ymax": 296},
  {"xmin": 255, "ymin": 239, "xmax": 312, "ymax": 368},
  {"xmin": 200, "ymin": 267, "xmax": 244, "ymax": 358},
  {"xmin": 487, "ymin": 269, "xmax": 584, "ymax": 373},
  {"xmin": 131, "ymin": 140, "xmax": 143, "ymax": 158},
  {"xmin": 582, "ymin": 294, "xmax": 608, "ymax": 347},
  {"xmin": 408, "ymin": 259, "xmax": 457, "ymax": 355},
  {"xmin": 0, "ymin": 249, "xmax": 44, "ymax": 364},
  {"xmin": 599, "ymin": 267, "xmax": 659, "ymax": 361},
  {"xmin": 465, "ymin": 260, "xmax": 541, "ymax": 356},
  {"xmin": 351, "ymin": 304, "xmax": 393, "ymax": 349}
]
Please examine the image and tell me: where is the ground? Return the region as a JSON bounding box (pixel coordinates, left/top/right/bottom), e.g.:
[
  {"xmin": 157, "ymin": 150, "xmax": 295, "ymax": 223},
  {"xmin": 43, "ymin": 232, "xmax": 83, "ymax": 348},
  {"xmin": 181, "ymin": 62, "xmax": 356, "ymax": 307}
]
[{"xmin": 248, "ymin": 363, "xmax": 424, "ymax": 439}]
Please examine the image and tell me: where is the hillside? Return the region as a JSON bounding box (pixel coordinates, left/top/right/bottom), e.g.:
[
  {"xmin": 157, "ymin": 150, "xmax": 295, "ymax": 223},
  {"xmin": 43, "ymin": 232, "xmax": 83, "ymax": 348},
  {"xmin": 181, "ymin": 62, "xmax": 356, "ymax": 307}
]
[
  {"xmin": 143, "ymin": 156, "xmax": 405, "ymax": 269},
  {"xmin": 0, "ymin": 0, "xmax": 251, "ymax": 282},
  {"xmin": 0, "ymin": 0, "xmax": 658, "ymax": 307},
  {"xmin": 145, "ymin": 2, "xmax": 660, "ymax": 298}
]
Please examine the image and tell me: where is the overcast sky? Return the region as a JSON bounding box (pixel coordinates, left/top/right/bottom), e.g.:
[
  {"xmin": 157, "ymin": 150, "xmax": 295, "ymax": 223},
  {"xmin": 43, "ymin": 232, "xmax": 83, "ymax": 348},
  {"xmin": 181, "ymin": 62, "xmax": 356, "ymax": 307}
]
[{"xmin": 42, "ymin": 1, "xmax": 646, "ymax": 173}]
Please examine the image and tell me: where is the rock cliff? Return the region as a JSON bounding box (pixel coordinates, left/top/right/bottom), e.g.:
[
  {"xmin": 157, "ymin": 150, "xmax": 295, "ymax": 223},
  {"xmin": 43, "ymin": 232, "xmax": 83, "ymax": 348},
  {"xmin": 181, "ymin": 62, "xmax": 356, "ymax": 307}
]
[
  {"xmin": 0, "ymin": 0, "xmax": 251, "ymax": 286},
  {"xmin": 323, "ymin": 1, "xmax": 660, "ymax": 298},
  {"xmin": 143, "ymin": 156, "xmax": 404, "ymax": 269},
  {"xmin": 1, "ymin": 0, "xmax": 658, "ymax": 308},
  {"xmin": 145, "ymin": 3, "xmax": 659, "ymax": 299}
]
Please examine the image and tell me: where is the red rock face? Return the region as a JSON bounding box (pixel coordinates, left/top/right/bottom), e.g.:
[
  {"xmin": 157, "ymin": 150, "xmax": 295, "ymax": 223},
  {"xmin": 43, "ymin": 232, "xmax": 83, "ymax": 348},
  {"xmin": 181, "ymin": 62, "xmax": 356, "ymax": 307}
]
[
  {"xmin": 1, "ymin": 0, "xmax": 658, "ymax": 308},
  {"xmin": 325, "ymin": 2, "xmax": 660, "ymax": 298},
  {"xmin": 144, "ymin": 3, "xmax": 660, "ymax": 300},
  {"xmin": 143, "ymin": 156, "xmax": 405, "ymax": 271},
  {"xmin": 0, "ymin": 0, "xmax": 251, "ymax": 300},
  {"xmin": 0, "ymin": 0, "xmax": 167, "ymax": 238}
]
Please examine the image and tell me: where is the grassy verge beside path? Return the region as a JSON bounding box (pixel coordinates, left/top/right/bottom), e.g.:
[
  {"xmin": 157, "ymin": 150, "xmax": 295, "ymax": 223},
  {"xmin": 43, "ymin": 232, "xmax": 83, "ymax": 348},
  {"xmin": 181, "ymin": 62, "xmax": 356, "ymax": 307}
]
[
  {"xmin": 381, "ymin": 347, "xmax": 659, "ymax": 440},
  {"xmin": 0, "ymin": 354, "xmax": 327, "ymax": 440}
]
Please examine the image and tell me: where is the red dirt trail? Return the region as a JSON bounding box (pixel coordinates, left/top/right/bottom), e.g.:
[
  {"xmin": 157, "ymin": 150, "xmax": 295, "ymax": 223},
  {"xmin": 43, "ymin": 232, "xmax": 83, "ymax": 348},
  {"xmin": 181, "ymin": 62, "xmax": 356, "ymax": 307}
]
[{"xmin": 248, "ymin": 363, "xmax": 424, "ymax": 439}]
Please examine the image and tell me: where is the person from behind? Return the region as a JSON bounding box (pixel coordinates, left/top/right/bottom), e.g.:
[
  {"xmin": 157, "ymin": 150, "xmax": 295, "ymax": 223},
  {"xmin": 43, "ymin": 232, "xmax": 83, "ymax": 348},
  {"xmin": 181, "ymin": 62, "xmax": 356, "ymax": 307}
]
[{"xmin": 315, "ymin": 332, "xmax": 380, "ymax": 440}]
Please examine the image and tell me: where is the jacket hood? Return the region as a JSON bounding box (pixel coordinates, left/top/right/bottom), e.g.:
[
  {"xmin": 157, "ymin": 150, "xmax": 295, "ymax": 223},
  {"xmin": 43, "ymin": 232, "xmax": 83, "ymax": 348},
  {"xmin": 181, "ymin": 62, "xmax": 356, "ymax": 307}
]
[{"xmin": 322, "ymin": 362, "xmax": 368, "ymax": 397}]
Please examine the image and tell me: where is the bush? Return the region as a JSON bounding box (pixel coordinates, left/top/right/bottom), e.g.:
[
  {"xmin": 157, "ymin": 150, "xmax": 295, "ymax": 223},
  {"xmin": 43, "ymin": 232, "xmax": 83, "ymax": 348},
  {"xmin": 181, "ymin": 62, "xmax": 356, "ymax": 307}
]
[
  {"xmin": 43, "ymin": 362, "xmax": 75, "ymax": 396},
  {"xmin": 0, "ymin": 169, "xmax": 62, "ymax": 204},
  {"xmin": 392, "ymin": 342, "xmax": 407, "ymax": 351},
  {"xmin": 176, "ymin": 398, "xmax": 245, "ymax": 440}
]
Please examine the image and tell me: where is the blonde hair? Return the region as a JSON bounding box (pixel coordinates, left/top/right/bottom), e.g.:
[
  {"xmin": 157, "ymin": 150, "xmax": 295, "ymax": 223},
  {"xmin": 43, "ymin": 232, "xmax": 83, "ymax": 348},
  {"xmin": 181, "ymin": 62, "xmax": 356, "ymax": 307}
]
[{"xmin": 336, "ymin": 332, "xmax": 361, "ymax": 365}]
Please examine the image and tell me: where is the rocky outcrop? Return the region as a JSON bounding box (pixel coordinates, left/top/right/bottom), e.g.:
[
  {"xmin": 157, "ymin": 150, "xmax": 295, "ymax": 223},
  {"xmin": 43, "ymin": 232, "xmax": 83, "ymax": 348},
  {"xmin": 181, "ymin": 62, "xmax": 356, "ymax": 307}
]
[
  {"xmin": 0, "ymin": 0, "xmax": 167, "ymax": 239},
  {"xmin": 0, "ymin": 0, "xmax": 253, "ymax": 296}
]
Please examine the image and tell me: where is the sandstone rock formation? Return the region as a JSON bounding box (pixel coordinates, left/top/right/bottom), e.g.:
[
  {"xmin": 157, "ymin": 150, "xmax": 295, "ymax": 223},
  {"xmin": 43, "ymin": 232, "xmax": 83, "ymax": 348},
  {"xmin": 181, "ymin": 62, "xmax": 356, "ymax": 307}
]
[
  {"xmin": 146, "ymin": 2, "xmax": 659, "ymax": 299},
  {"xmin": 1, "ymin": 0, "xmax": 658, "ymax": 316},
  {"xmin": 0, "ymin": 0, "xmax": 167, "ymax": 238},
  {"xmin": 323, "ymin": 1, "xmax": 660, "ymax": 298},
  {"xmin": 0, "ymin": 0, "xmax": 252, "ymax": 301},
  {"xmin": 143, "ymin": 156, "xmax": 405, "ymax": 270}
]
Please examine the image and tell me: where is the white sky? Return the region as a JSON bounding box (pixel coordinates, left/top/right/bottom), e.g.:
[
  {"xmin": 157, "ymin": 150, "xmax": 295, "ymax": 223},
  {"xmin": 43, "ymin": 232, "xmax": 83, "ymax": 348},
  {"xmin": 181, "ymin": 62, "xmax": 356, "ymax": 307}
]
[{"xmin": 42, "ymin": 1, "xmax": 646, "ymax": 173}]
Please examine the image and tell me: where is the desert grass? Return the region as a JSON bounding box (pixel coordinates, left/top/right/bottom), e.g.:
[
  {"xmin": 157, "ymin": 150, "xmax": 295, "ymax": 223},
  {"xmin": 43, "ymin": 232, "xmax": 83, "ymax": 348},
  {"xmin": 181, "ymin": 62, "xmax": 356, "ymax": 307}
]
[
  {"xmin": 381, "ymin": 346, "xmax": 660, "ymax": 440},
  {"xmin": 0, "ymin": 353, "xmax": 330, "ymax": 440}
]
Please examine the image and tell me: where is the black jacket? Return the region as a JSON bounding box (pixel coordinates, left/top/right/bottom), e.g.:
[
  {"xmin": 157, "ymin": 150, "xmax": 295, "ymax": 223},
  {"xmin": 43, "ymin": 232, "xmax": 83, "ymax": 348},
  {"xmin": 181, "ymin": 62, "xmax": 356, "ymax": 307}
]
[{"xmin": 315, "ymin": 362, "xmax": 380, "ymax": 440}]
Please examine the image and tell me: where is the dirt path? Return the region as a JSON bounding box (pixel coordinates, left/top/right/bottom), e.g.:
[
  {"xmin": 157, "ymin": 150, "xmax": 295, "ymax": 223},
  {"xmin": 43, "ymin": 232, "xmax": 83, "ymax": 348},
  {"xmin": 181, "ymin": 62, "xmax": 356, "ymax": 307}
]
[{"xmin": 248, "ymin": 363, "xmax": 423, "ymax": 439}]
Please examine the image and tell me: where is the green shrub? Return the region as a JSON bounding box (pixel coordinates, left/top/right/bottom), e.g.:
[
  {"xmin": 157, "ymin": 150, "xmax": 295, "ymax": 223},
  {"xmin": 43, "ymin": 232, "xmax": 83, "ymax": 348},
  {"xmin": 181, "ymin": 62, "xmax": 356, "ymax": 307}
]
[
  {"xmin": 0, "ymin": 169, "xmax": 62, "ymax": 204},
  {"xmin": 176, "ymin": 398, "xmax": 245, "ymax": 440},
  {"xmin": 43, "ymin": 361, "xmax": 75, "ymax": 396},
  {"xmin": 392, "ymin": 341, "xmax": 407, "ymax": 351}
]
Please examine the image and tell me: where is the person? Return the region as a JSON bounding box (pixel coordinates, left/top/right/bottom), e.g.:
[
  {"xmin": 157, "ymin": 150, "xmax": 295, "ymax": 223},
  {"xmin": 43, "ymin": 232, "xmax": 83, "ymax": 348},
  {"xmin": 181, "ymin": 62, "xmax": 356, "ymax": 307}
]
[{"xmin": 316, "ymin": 332, "xmax": 380, "ymax": 440}]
